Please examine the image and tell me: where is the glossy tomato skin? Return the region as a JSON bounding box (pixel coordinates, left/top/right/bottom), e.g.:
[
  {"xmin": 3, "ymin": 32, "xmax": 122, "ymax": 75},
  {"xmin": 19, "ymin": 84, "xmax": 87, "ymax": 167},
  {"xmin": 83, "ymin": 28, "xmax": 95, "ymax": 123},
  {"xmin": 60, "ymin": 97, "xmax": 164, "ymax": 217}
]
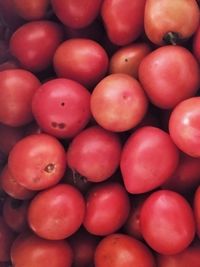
[
  {"xmin": 144, "ymin": 0, "xmax": 200, "ymax": 45},
  {"xmin": 90, "ymin": 73, "xmax": 148, "ymax": 132},
  {"xmin": 138, "ymin": 46, "xmax": 200, "ymax": 109},
  {"xmin": 28, "ymin": 184, "xmax": 85, "ymax": 240},
  {"xmin": 53, "ymin": 38, "xmax": 109, "ymax": 88},
  {"xmin": 169, "ymin": 97, "xmax": 200, "ymax": 157},
  {"xmin": 0, "ymin": 69, "xmax": 41, "ymax": 127},
  {"xmin": 120, "ymin": 126, "xmax": 179, "ymax": 194},
  {"xmin": 101, "ymin": 0, "xmax": 146, "ymax": 46},
  {"xmin": 140, "ymin": 190, "xmax": 195, "ymax": 255},
  {"xmin": 8, "ymin": 133, "xmax": 66, "ymax": 190},
  {"xmin": 67, "ymin": 126, "xmax": 122, "ymax": 182},
  {"xmin": 83, "ymin": 182, "xmax": 130, "ymax": 236},
  {"xmin": 9, "ymin": 20, "xmax": 63, "ymax": 72},
  {"xmin": 194, "ymin": 186, "xmax": 200, "ymax": 238},
  {"xmin": 32, "ymin": 78, "xmax": 91, "ymax": 139},
  {"xmin": 95, "ymin": 233, "xmax": 156, "ymax": 267},
  {"xmin": 11, "ymin": 232, "xmax": 73, "ymax": 267}
]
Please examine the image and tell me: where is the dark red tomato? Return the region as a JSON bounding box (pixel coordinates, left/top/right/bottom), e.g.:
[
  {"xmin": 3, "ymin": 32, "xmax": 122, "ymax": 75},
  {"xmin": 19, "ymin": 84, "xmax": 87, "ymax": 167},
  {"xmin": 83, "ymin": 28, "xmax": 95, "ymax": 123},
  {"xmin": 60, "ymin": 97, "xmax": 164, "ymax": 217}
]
[
  {"xmin": 0, "ymin": 216, "xmax": 16, "ymax": 262},
  {"xmin": 67, "ymin": 126, "xmax": 122, "ymax": 182},
  {"xmin": 169, "ymin": 97, "xmax": 200, "ymax": 157},
  {"xmin": 95, "ymin": 233, "xmax": 156, "ymax": 267},
  {"xmin": 13, "ymin": 0, "xmax": 50, "ymax": 20},
  {"xmin": 90, "ymin": 73, "xmax": 148, "ymax": 132},
  {"xmin": 120, "ymin": 126, "xmax": 179, "ymax": 194},
  {"xmin": 53, "ymin": 38, "xmax": 108, "ymax": 88},
  {"xmin": 28, "ymin": 183, "xmax": 85, "ymax": 240},
  {"xmin": 83, "ymin": 182, "xmax": 130, "ymax": 236},
  {"xmin": 0, "ymin": 69, "xmax": 41, "ymax": 127},
  {"xmin": 109, "ymin": 42, "xmax": 151, "ymax": 79},
  {"xmin": 9, "ymin": 20, "xmax": 63, "ymax": 72},
  {"xmin": 51, "ymin": 0, "xmax": 103, "ymax": 29},
  {"xmin": 11, "ymin": 232, "xmax": 73, "ymax": 267},
  {"xmin": 138, "ymin": 46, "xmax": 200, "ymax": 109},
  {"xmin": 156, "ymin": 239, "xmax": 200, "ymax": 267},
  {"xmin": 0, "ymin": 165, "xmax": 35, "ymax": 200},
  {"xmin": 140, "ymin": 190, "xmax": 195, "ymax": 255},
  {"xmin": 101, "ymin": 0, "xmax": 146, "ymax": 46},
  {"xmin": 194, "ymin": 186, "xmax": 200, "ymax": 238},
  {"xmin": 144, "ymin": 0, "xmax": 199, "ymax": 45},
  {"xmin": 8, "ymin": 133, "xmax": 66, "ymax": 190},
  {"xmin": 32, "ymin": 78, "xmax": 91, "ymax": 139},
  {"xmin": 3, "ymin": 196, "xmax": 29, "ymax": 233}
]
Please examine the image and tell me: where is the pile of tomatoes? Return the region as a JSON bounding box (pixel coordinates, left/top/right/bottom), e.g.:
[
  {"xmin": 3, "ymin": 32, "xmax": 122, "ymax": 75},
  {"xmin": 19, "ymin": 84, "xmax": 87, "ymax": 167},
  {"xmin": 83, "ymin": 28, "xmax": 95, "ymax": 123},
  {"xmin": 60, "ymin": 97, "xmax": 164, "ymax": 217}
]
[{"xmin": 0, "ymin": 0, "xmax": 200, "ymax": 266}]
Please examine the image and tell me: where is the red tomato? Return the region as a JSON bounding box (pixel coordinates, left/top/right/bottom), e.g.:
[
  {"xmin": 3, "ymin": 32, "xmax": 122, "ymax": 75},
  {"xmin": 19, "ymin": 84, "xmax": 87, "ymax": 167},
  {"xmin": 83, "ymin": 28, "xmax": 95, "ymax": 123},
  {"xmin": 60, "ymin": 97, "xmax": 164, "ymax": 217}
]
[
  {"xmin": 120, "ymin": 126, "xmax": 179, "ymax": 194},
  {"xmin": 32, "ymin": 78, "xmax": 91, "ymax": 138},
  {"xmin": 28, "ymin": 184, "xmax": 85, "ymax": 240},
  {"xmin": 9, "ymin": 21, "xmax": 63, "ymax": 72},
  {"xmin": 169, "ymin": 97, "xmax": 200, "ymax": 157},
  {"xmin": 194, "ymin": 186, "xmax": 200, "ymax": 238},
  {"xmin": 53, "ymin": 38, "xmax": 108, "ymax": 88},
  {"xmin": 95, "ymin": 233, "xmax": 156, "ymax": 267},
  {"xmin": 90, "ymin": 73, "xmax": 148, "ymax": 132},
  {"xmin": 83, "ymin": 182, "xmax": 130, "ymax": 235},
  {"xmin": 11, "ymin": 232, "xmax": 73, "ymax": 267},
  {"xmin": 138, "ymin": 46, "xmax": 200, "ymax": 109},
  {"xmin": 67, "ymin": 126, "xmax": 122, "ymax": 182},
  {"xmin": 140, "ymin": 190, "xmax": 195, "ymax": 255},
  {"xmin": 8, "ymin": 133, "xmax": 66, "ymax": 190},
  {"xmin": 101, "ymin": 0, "xmax": 146, "ymax": 46},
  {"xmin": 0, "ymin": 69, "xmax": 41, "ymax": 127}
]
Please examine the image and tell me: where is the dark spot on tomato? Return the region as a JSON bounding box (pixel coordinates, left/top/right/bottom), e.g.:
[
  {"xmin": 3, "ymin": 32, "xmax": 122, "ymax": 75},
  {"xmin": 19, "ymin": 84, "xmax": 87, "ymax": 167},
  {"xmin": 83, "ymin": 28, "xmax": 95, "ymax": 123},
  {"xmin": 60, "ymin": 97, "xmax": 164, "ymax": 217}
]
[{"xmin": 44, "ymin": 163, "xmax": 55, "ymax": 173}]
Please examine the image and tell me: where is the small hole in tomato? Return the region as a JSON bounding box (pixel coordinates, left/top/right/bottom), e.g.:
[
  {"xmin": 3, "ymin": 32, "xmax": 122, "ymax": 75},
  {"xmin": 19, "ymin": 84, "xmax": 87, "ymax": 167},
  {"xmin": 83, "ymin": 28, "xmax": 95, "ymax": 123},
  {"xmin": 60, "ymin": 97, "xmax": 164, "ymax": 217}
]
[
  {"xmin": 58, "ymin": 123, "xmax": 66, "ymax": 129},
  {"xmin": 61, "ymin": 102, "xmax": 65, "ymax": 106},
  {"xmin": 44, "ymin": 163, "xmax": 55, "ymax": 173}
]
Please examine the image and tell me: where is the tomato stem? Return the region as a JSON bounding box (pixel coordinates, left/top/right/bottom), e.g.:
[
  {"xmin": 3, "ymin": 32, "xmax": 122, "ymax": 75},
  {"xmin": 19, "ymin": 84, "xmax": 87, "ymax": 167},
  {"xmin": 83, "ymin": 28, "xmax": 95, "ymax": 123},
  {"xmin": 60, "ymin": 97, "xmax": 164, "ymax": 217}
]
[{"xmin": 163, "ymin": 32, "xmax": 180, "ymax": 45}]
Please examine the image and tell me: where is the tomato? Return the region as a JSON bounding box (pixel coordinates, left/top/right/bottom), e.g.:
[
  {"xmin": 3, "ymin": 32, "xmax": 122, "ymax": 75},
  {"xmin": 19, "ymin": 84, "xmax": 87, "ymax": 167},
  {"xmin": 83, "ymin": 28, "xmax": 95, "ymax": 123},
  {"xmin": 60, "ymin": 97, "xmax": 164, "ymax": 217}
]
[
  {"xmin": 11, "ymin": 232, "xmax": 73, "ymax": 267},
  {"xmin": 83, "ymin": 182, "xmax": 130, "ymax": 235},
  {"xmin": 138, "ymin": 46, "xmax": 200, "ymax": 109},
  {"xmin": 101, "ymin": 0, "xmax": 146, "ymax": 46},
  {"xmin": 94, "ymin": 233, "xmax": 156, "ymax": 267},
  {"xmin": 193, "ymin": 22, "xmax": 200, "ymax": 63},
  {"xmin": 120, "ymin": 126, "xmax": 179, "ymax": 194},
  {"xmin": 53, "ymin": 38, "xmax": 109, "ymax": 88},
  {"xmin": 169, "ymin": 97, "xmax": 200, "ymax": 157},
  {"xmin": 28, "ymin": 184, "xmax": 85, "ymax": 240},
  {"xmin": 90, "ymin": 73, "xmax": 148, "ymax": 132},
  {"xmin": 140, "ymin": 190, "xmax": 195, "ymax": 255},
  {"xmin": 67, "ymin": 126, "xmax": 122, "ymax": 182},
  {"xmin": 194, "ymin": 186, "xmax": 200, "ymax": 238},
  {"xmin": 144, "ymin": 0, "xmax": 200, "ymax": 45},
  {"xmin": 8, "ymin": 133, "xmax": 66, "ymax": 190},
  {"xmin": 0, "ymin": 69, "xmax": 41, "ymax": 127},
  {"xmin": 32, "ymin": 78, "xmax": 91, "ymax": 139},
  {"xmin": 51, "ymin": 0, "xmax": 103, "ymax": 29},
  {"xmin": 9, "ymin": 21, "xmax": 63, "ymax": 72}
]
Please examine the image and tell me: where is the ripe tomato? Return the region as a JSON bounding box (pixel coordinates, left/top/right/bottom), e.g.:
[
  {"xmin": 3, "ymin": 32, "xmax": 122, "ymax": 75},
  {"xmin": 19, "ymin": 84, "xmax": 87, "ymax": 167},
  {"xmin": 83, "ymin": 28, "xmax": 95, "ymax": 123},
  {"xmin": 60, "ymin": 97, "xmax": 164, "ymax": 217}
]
[
  {"xmin": 194, "ymin": 186, "xmax": 200, "ymax": 238},
  {"xmin": 28, "ymin": 184, "xmax": 85, "ymax": 240},
  {"xmin": 8, "ymin": 133, "xmax": 66, "ymax": 190},
  {"xmin": 140, "ymin": 190, "xmax": 195, "ymax": 255}
]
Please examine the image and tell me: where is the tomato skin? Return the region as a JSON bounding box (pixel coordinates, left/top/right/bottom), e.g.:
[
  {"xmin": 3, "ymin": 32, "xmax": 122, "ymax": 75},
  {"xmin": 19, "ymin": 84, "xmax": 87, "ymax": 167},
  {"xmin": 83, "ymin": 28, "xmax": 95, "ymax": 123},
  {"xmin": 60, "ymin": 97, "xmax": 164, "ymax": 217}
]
[
  {"xmin": 90, "ymin": 73, "xmax": 148, "ymax": 132},
  {"xmin": 53, "ymin": 38, "xmax": 108, "ymax": 88},
  {"xmin": 11, "ymin": 232, "xmax": 73, "ymax": 267},
  {"xmin": 169, "ymin": 97, "xmax": 200, "ymax": 157},
  {"xmin": 140, "ymin": 190, "xmax": 195, "ymax": 255},
  {"xmin": 9, "ymin": 21, "xmax": 63, "ymax": 72},
  {"xmin": 8, "ymin": 133, "xmax": 66, "ymax": 191},
  {"xmin": 0, "ymin": 69, "xmax": 41, "ymax": 127},
  {"xmin": 32, "ymin": 78, "xmax": 91, "ymax": 139},
  {"xmin": 144, "ymin": 0, "xmax": 200, "ymax": 45},
  {"xmin": 28, "ymin": 184, "xmax": 85, "ymax": 240},
  {"xmin": 51, "ymin": 0, "xmax": 103, "ymax": 29},
  {"xmin": 67, "ymin": 126, "xmax": 122, "ymax": 182},
  {"xmin": 83, "ymin": 182, "xmax": 130, "ymax": 236},
  {"xmin": 120, "ymin": 126, "xmax": 179, "ymax": 194},
  {"xmin": 95, "ymin": 233, "xmax": 156, "ymax": 267},
  {"xmin": 139, "ymin": 46, "xmax": 200, "ymax": 109},
  {"xmin": 194, "ymin": 186, "xmax": 200, "ymax": 238},
  {"xmin": 101, "ymin": 0, "xmax": 146, "ymax": 46}
]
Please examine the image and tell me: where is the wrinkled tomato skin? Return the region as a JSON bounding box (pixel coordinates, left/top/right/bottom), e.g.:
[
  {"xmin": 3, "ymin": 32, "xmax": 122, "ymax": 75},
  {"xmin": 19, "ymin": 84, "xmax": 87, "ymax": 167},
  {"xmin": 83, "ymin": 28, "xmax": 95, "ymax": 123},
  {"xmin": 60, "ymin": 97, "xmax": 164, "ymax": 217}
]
[
  {"xmin": 194, "ymin": 186, "xmax": 200, "ymax": 238},
  {"xmin": 140, "ymin": 190, "xmax": 195, "ymax": 255},
  {"xmin": 120, "ymin": 126, "xmax": 179, "ymax": 194}
]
